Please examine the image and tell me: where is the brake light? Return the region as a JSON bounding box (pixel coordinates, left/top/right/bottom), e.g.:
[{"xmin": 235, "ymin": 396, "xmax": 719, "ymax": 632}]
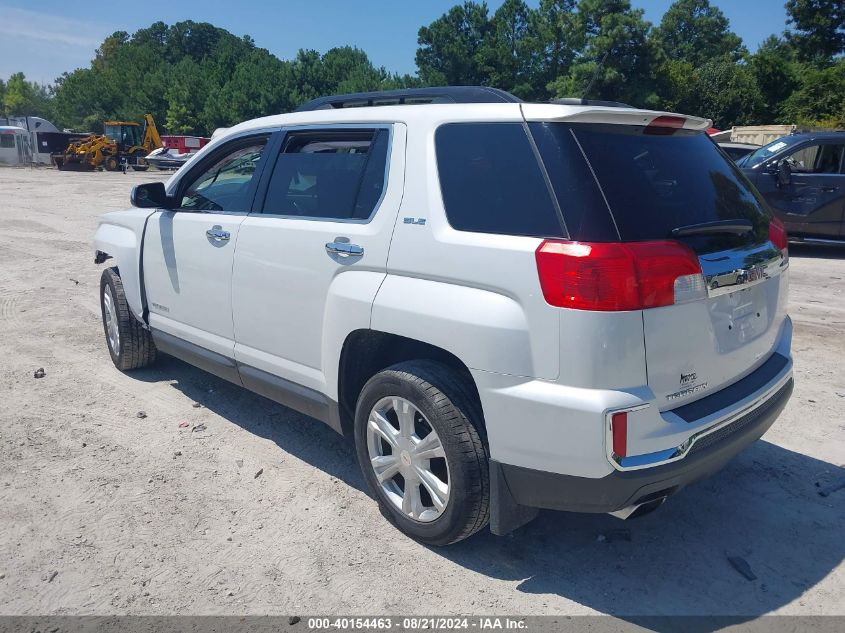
[
  {"xmin": 535, "ymin": 240, "xmax": 703, "ymax": 311},
  {"xmin": 611, "ymin": 412, "xmax": 628, "ymax": 458},
  {"xmin": 645, "ymin": 115, "xmax": 686, "ymax": 136},
  {"xmin": 769, "ymin": 216, "xmax": 788, "ymax": 254}
]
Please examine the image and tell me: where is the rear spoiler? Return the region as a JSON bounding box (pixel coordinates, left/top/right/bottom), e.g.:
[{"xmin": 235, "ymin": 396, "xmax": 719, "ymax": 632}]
[{"xmin": 521, "ymin": 103, "xmax": 712, "ymax": 131}]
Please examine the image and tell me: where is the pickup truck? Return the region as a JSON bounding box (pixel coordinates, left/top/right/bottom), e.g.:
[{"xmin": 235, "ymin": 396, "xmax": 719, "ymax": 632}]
[{"xmin": 95, "ymin": 87, "xmax": 794, "ymax": 545}]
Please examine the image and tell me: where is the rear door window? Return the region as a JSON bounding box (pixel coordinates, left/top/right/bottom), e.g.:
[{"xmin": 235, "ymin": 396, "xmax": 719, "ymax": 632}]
[
  {"xmin": 262, "ymin": 128, "xmax": 389, "ymax": 220},
  {"xmin": 435, "ymin": 122, "xmax": 564, "ymax": 238},
  {"xmin": 529, "ymin": 122, "xmax": 770, "ymax": 250}
]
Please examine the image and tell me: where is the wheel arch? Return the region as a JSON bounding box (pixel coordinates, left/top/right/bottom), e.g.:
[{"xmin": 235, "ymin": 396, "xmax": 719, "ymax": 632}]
[
  {"xmin": 93, "ymin": 210, "xmax": 157, "ymax": 322},
  {"xmin": 337, "ymin": 329, "xmax": 483, "ymax": 438}
]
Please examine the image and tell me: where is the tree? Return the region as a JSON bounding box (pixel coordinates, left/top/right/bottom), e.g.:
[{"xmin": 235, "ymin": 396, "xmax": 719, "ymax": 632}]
[
  {"xmin": 2, "ymin": 72, "xmax": 52, "ymax": 118},
  {"xmin": 322, "ymin": 46, "xmax": 390, "ymax": 94},
  {"xmin": 749, "ymin": 36, "xmax": 800, "ymax": 121},
  {"xmin": 204, "ymin": 48, "xmax": 293, "ymax": 130},
  {"xmin": 523, "ymin": 0, "xmax": 579, "ymax": 99},
  {"xmin": 655, "ymin": 0, "xmax": 744, "ymax": 67},
  {"xmin": 164, "ymin": 58, "xmax": 206, "ymax": 134},
  {"xmin": 549, "ymin": 0, "xmax": 664, "ymax": 107},
  {"xmin": 686, "ymin": 58, "xmax": 764, "ymax": 128},
  {"xmin": 480, "ymin": 0, "xmax": 533, "ymax": 96},
  {"xmin": 416, "ymin": 2, "xmax": 491, "ymax": 85},
  {"xmin": 786, "ymin": 0, "xmax": 845, "ymax": 64},
  {"xmin": 781, "ymin": 59, "xmax": 845, "ymax": 126}
]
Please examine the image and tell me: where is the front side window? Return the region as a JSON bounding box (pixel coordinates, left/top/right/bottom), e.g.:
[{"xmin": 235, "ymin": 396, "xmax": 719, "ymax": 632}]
[
  {"xmin": 179, "ymin": 137, "xmax": 268, "ymax": 212},
  {"xmin": 104, "ymin": 125, "xmax": 120, "ymax": 143},
  {"xmin": 785, "ymin": 144, "xmax": 844, "ymax": 174},
  {"xmin": 0, "ymin": 134, "xmax": 15, "ymax": 149},
  {"xmin": 262, "ymin": 128, "xmax": 389, "ymax": 220}
]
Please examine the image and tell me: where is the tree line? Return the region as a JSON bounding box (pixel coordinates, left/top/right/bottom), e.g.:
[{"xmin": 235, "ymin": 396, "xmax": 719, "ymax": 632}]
[{"xmin": 1, "ymin": 0, "xmax": 843, "ymax": 135}]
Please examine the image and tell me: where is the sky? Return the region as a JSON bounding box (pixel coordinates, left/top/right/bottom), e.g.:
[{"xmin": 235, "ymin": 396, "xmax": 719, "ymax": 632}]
[{"xmin": 0, "ymin": 0, "xmax": 791, "ymax": 86}]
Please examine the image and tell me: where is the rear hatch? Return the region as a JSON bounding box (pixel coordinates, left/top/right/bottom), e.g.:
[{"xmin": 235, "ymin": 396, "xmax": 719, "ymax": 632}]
[{"xmin": 525, "ymin": 109, "xmax": 789, "ymax": 410}]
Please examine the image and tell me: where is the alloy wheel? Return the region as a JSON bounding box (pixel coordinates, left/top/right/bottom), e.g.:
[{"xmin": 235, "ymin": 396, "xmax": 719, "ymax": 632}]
[{"xmin": 366, "ymin": 396, "xmax": 450, "ymax": 522}]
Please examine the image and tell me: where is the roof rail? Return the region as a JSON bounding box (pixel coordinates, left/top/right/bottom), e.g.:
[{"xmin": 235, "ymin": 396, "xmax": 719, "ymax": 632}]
[
  {"xmin": 295, "ymin": 86, "xmax": 522, "ymax": 112},
  {"xmin": 551, "ymin": 97, "xmax": 634, "ymax": 108}
]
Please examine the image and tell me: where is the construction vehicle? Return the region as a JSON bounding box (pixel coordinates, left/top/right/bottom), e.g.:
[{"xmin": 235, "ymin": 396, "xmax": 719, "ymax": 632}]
[{"xmin": 53, "ymin": 114, "xmax": 163, "ymax": 172}]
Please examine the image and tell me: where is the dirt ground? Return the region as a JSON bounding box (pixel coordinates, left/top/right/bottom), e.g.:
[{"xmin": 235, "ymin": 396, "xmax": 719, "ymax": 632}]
[{"xmin": 0, "ymin": 166, "xmax": 843, "ymax": 618}]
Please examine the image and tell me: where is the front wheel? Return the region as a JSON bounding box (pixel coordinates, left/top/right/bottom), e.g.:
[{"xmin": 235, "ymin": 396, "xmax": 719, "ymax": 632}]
[
  {"xmin": 100, "ymin": 268, "xmax": 157, "ymax": 370},
  {"xmin": 354, "ymin": 361, "xmax": 489, "ymax": 545},
  {"xmin": 104, "ymin": 156, "xmax": 120, "ymax": 172}
]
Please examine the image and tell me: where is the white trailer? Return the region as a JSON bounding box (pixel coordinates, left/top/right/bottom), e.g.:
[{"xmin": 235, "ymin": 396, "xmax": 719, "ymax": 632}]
[{"xmin": 0, "ymin": 126, "xmax": 32, "ymax": 166}]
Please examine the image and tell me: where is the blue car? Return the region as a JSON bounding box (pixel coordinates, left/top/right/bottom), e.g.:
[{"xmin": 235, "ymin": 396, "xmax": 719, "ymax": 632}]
[{"xmin": 738, "ymin": 132, "xmax": 845, "ymax": 243}]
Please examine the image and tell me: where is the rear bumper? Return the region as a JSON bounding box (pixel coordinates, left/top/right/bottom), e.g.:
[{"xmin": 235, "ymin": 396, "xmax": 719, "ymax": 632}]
[{"xmin": 490, "ymin": 377, "xmax": 793, "ymax": 533}]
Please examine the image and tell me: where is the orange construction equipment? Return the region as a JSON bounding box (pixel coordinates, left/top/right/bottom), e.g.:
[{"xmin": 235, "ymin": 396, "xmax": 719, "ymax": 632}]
[{"xmin": 53, "ymin": 114, "xmax": 163, "ymax": 171}]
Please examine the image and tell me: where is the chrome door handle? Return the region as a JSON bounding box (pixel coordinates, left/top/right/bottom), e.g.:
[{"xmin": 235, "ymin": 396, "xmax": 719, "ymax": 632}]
[
  {"xmin": 325, "ymin": 241, "xmax": 364, "ymax": 257},
  {"xmin": 206, "ymin": 226, "xmax": 230, "ymax": 242}
]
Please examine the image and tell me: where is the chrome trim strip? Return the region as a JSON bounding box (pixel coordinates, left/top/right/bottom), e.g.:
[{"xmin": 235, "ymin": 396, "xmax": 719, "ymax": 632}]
[
  {"xmin": 605, "ymin": 367, "xmax": 792, "ymax": 472},
  {"xmin": 699, "ymin": 241, "xmax": 787, "ymax": 299},
  {"xmin": 795, "ymin": 237, "xmax": 845, "ymax": 246}
]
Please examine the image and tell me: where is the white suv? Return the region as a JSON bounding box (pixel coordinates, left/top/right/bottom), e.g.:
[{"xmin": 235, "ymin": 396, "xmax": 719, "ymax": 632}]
[{"xmin": 94, "ymin": 87, "xmax": 794, "ymax": 545}]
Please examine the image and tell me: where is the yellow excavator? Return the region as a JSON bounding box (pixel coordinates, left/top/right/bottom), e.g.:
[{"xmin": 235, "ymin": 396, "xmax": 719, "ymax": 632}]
[{"xmin": 53, "ymin": 114, "xmax": 163, "ymax": 172}]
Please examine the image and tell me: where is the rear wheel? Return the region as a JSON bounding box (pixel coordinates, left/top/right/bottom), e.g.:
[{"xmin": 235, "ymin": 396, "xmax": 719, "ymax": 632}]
[
  {"xmin": 354, "ymin": 361, "xmax": 489, "ymax": 545},
  {"xmin": 100, "ymin": 268, "xmax": 156, "ymax": 370}
]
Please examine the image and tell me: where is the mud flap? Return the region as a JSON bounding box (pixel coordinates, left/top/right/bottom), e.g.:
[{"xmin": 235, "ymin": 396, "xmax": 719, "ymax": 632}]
[{"xmin": 489, "ymin": 461, "xmax": 539, "ymax": 536}]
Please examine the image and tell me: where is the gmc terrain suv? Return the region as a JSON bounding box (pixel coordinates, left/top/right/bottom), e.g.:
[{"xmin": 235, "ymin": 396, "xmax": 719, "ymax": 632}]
[{"xmin": 94, "ymin": 87, "xmax": 794, "ymax": 545}]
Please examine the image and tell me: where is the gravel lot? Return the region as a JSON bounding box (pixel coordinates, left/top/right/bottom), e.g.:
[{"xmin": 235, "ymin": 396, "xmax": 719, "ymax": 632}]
[{"xmin": 0, "ymin": 166, "xmax": 843, "ymax": 617}]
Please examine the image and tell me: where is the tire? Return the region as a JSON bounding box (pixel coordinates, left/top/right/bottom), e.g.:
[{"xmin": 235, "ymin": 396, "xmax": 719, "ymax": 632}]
[
  {"xmin": 354, "ymin": 360, "xmax": 489, "ymax": 545},
  {"xmin": 100, "ymin": 267, "xmax": 157, "ymax": 371},
  {"xmin": 104, "ymin": 156, "xmax": 119, "ymax": 172},
  {"xmin": 131, "ymin": 152, "xmax": 149, "ymax": 171}
]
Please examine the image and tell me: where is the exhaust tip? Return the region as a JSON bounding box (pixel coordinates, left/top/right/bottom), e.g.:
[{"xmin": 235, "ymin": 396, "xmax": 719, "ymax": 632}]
[{"xmin": 608, "ymin": 496, "xmax": 668, "ymax": 520}]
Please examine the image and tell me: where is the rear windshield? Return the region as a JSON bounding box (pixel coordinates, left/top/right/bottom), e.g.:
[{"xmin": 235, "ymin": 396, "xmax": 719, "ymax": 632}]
[{"xmin": 529, "ymin": 122, "xmax": 770, "ymax": 249}]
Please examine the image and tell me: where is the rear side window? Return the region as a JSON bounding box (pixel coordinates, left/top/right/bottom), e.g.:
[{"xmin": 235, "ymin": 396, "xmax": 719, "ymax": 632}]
[
  {"xmin": 0, "ymin": 135, "xmax": 15, "ymax": 149},
  {"xmin": 435, "ymin": 123, "xmax": 563, "ymax": 238},
  {"xmin": 529, "ymin": 122, "xmax": 770, "ymax": 249},
  {"xmin": 262, "ymin": 128, "xmax": 389, "ymax": 220}
]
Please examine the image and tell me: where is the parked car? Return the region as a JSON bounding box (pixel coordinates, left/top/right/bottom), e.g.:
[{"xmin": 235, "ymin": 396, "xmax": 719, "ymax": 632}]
[
  {"xmin": 718, "ymin": 141, "xmax": 759, "ymax": 162},
  {"xmin": 94, "ymin": 87, "xmax": 793, "ymax": 545},
  {"xmin": 738, "ymin": 132, "xmax": 845, "ymax": 243}
]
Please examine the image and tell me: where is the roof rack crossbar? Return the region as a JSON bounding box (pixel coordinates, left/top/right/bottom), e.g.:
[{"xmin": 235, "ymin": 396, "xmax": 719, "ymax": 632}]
[{"xmin": 294, "ymin": 86, "xmax": 522, "ymax": 112}]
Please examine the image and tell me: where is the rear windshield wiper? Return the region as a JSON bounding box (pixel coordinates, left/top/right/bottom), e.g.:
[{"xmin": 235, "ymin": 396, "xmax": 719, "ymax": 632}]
[{"xmin": 670, "ymin": 219, "xmax": 753, "ymax": 237}]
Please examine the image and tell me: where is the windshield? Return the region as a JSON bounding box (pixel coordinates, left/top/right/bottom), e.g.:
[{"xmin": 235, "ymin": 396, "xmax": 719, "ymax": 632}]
[
  {"xmin": 738, "ymin": 136, "xmax": 802, "ymax": 168},
  {"xmin": 529, "ymin": 122, "xmax": 770, "ymax": 252},
  {"xmin": 104, "ymin": 124, "xmax": 141, "ymax": 148}
]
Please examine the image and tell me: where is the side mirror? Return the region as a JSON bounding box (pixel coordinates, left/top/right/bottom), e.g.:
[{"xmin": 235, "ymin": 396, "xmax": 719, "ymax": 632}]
[
  {"xmin": 776, "ymin": 159, "xmax": 792, "ymax": 188},
  {"xmin": 131, "ymin": 182, "xmax": 171, "ymax": 208}
]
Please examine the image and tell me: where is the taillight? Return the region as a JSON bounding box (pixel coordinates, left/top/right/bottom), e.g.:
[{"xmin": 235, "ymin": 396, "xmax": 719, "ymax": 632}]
[
  {"xmin": 611, "ymin": 412, "xmax": 628, "ymax": 458},
  {"xmin": 769, "ymin": 216, "xmax": 788, "ymax": 255},
  {"xmin": 535, "ymin": 240, "xmax": 703, "ymax": 311}
]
